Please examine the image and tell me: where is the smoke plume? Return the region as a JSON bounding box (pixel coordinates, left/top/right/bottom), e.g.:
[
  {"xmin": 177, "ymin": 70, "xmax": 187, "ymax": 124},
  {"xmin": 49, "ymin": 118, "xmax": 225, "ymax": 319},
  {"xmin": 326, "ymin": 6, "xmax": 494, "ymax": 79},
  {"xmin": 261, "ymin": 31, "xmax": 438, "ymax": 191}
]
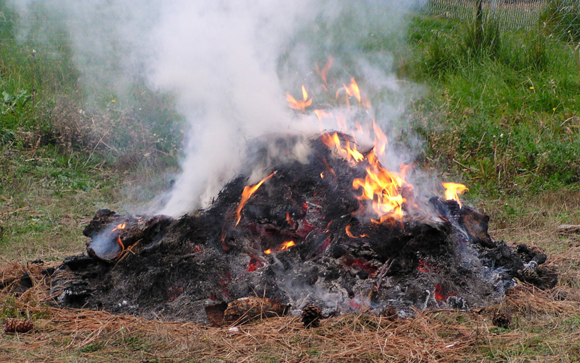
[{"xmin": 10, "ymin": 0, "xmax": 427, "ymax": 217}]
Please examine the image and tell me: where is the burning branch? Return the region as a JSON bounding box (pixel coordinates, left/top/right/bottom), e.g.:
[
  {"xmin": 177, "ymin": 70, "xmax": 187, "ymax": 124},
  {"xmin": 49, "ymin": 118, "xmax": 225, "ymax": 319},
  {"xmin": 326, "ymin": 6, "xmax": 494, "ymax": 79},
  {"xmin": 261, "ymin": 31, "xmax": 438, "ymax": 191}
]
[{"xmin": 235, "ymin": 171, "xmax": 277, "ymax": 226}]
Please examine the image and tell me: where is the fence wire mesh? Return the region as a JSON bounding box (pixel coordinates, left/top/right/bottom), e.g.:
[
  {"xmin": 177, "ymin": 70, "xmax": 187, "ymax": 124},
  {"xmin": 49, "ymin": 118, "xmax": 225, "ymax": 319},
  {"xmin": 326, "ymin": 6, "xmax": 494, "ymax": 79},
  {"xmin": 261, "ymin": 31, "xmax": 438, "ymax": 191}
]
[{"xmin": 417, "ymin": 0, "xmax": 580, "ymax": 42}]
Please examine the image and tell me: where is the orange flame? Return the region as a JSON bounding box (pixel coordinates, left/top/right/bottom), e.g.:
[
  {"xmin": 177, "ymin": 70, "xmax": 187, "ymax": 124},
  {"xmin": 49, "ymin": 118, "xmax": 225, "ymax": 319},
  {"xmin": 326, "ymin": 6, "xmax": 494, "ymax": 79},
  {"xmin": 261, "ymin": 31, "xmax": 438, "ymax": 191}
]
[
  {"xmin": 235, "ymin": 171, "xmax": 277, "ymax": 226},
  {"xmin": 320, "ymin": 132, "xmax": 364, "ymax": 164},
  {"xmin": 314, "ymin": 109, "xmax": 333, "ymax": 121},
  {"xmin": 111, "ymin": 222, "xmax": 126, "ymax": 252},
  {"xmin": 442, "ymin": 183, "xmax": 468, "ymax": 208},
  {"xmin": 343, "ymin": 77, "xmax": 361, "ymax": 104},
  {"xmin": 112, "ymin": 222, "xmax": 126, "ymax": 232},
  {"xmin": 315, "ymin": 56, "xmax": 333, "ymax": 85},
  {"xmin": 280, "ymin": 240, "xmax": 295, "ymax": 251},
  {"xmin": 283, "ymin": 74, "xmax": 468, "ymax": 225},
  {"xmin": 345, "ymin": 225, "xmax": 369, "ymax": 238},
  {"xmin": 320, "ymin": 125, "xmax": 412, "ymax": 223},
  {"xmin": 335, "ymin": 78, "xmax": 371, "ymax": 109},
  {"xmin": 263, "ymin": 241, "xmax": 296, "ymax": 255},
  {"xmin": 372, "ymin": 119, "xmax": 387, "ymax": 156},
  {"xmin": 286, "ymin": 85, "xmax": 312, "ymax": 112},
  {"xmin": 353, "ymin": 153, "xmax": 409, "ymax": 223}
]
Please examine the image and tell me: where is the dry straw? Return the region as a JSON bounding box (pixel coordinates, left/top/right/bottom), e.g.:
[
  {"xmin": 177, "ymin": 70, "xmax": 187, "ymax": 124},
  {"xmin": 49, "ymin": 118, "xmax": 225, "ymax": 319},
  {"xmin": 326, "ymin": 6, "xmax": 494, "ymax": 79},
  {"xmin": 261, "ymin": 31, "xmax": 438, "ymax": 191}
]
[{"xmin": 2, "ymin": 257, "xmax": 580, "ymax": 362}]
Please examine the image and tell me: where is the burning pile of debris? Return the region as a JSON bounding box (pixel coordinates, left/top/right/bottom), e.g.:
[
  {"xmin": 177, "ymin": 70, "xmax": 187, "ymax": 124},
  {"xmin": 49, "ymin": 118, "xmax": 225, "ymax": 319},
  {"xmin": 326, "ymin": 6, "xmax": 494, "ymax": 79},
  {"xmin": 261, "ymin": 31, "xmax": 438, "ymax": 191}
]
[
  {"xmin": 47, "ymin": 75, "xmax": 555, "ymax": 324},
  {"xmin": 49, "ymin": 129, "xmax": 556, "ymax": 324}
]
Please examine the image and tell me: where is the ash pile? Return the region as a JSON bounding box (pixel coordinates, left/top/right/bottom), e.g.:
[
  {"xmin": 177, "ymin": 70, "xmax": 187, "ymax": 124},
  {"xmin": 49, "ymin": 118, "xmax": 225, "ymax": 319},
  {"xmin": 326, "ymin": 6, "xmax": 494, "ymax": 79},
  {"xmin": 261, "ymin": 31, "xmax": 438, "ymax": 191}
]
[{"xmin": 50, "ymin": 133, "xmax": 556, "ymax": 324}]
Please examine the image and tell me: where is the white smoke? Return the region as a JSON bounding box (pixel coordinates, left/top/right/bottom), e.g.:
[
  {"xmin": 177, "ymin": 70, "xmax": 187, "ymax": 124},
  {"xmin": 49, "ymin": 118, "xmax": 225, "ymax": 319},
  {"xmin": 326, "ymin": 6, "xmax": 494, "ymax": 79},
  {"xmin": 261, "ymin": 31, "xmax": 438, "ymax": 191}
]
[
  {"xmin": 150, "ymin": 0, "xmax": 320, "ymax": 216},
  {"xmin": 9, "ymin": 0, "xmax": 159, "ymax": 101},
  {"xmin": 9, "ymin": 0, "xmax": 429, "ymax": 217}
]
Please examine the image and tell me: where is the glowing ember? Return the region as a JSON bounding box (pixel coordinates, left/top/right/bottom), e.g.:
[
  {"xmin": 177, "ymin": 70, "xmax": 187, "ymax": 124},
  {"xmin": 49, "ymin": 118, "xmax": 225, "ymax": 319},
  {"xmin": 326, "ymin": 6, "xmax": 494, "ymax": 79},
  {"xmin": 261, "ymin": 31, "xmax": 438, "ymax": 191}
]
[
  {"xmin": 247, "ymin": 257, "xmax": 263, "ymax": 272},
  {"xmin": 417, "ymin": 259, "xmax": 429, "ymax": 273},
  {"xmin": 434, "ymin": 283, "xmax": 455, "ymax": 302},
  {"xmin": 263, "ymin": 249, "xmax": 272, "ymax": 255},
  {"xmin": 286, "ymin": 85, "xmax": 312, "ymax": 112},
  {"xmin": 343, "ymin": 257, "xmax": 378, "ymax": 276},
  {"xmin": 442, "ymin": 183, "xmax": 468, "ymax": 208},
  {"xmin": 235, "ymin": 171, "xmax": 277, "ymax": 226}
]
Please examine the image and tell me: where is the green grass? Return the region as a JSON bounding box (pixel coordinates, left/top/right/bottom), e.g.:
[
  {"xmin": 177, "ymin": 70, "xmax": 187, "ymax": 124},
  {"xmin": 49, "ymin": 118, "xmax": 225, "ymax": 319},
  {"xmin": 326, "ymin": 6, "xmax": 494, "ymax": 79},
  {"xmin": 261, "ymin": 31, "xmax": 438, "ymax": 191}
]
[
  {"xmin": 403, "ymin": 12, "xmax": 580, "ymax": 196},
  {"xmin": 0, "ymin": 1, "xmax": 183, "ymax": 260}
]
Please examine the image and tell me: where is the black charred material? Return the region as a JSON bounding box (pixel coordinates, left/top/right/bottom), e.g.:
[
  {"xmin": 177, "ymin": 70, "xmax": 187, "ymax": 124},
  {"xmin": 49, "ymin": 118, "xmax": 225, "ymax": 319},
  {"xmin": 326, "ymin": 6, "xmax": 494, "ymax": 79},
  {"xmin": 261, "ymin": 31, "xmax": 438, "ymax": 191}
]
[
  {"xmin": 82, "ymin": 209, "xmax": 119, "ymax": 238},
  {"xmin": 85, "ymin": 213, "xmax": 174, "ymax": 261},
  {"xmin": 50, "ymin": 134, "xmax": 557, "ymax": 323}
]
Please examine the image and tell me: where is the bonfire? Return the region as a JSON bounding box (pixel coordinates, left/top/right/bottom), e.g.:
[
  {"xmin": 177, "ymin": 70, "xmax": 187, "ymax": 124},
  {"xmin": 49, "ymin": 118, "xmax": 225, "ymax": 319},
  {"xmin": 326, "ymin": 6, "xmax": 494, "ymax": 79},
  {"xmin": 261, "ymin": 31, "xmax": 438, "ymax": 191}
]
[{"xmin": 42, "ymin": 75, "xmax": 555, "ymax": 325}]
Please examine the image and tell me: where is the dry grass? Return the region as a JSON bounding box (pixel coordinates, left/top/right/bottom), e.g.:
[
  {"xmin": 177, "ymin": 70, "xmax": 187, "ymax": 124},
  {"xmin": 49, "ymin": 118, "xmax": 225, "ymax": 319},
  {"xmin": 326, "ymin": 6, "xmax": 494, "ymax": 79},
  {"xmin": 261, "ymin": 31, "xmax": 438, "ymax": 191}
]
[
  {"xmin": 2, "ymin": 222, "xmax": 580, "ymax": 362},
  {"xmin": 2, "ymin": 188, "xmax": 580, "ymax": 362}
]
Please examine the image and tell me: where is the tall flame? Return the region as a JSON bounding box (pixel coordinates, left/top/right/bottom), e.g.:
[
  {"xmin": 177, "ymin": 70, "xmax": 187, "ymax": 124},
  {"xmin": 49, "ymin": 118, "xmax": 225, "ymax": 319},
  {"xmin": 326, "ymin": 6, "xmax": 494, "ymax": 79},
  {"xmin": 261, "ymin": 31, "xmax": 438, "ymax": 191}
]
[
  {"xmin": 442, "ymin": 182, "xmax": 468, "ymax": 208},
  {"xmin": 315, "ymin": 56, "xmax": 333, "ymax": 86},
  {"xmin": 235, "ymin": 171, "xmax": 277, "ymax": 226},
  {"xmin": 282, "ymin": 72, "xmax": 468, "ymax": 224},
  {"xmin": 286, "ymin": 85, "xmax": 312, "ymax": 112},
  {"xmin": 352, "ymin": 151, "xmax": 409, "ymax": 223},
  {"xmin": 320, "ymin": 132, "xmax": 364, "ymax": 164},
  {"xmin": 343, "ymin": 77, "xmax": 361, "ymax": 104}
]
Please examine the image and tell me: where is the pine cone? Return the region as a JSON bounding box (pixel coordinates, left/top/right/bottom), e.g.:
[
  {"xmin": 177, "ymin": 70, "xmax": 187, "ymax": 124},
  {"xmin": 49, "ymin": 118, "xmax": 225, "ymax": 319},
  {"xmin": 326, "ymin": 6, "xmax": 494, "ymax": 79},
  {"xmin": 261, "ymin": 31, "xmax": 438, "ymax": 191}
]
[
  {"xmin": 380, "ymin": 306, "xmax": 398, "ymax": 321},
  {"xmin": 492, "ymin": 313, "xmax": 512, "ymax": 329},
  {"xmin": 301, "ymin": 305, "xmax": 322, "ymax": 328},
  {"xmin": 4, "ymin": 319, "xmax": 33, "ymax": 334}
]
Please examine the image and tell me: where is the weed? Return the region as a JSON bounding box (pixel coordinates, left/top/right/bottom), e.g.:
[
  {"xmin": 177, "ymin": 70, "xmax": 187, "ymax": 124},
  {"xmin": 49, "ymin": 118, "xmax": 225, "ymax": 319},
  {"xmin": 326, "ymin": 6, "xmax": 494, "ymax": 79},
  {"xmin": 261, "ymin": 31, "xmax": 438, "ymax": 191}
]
[
  {"xmin": 79, "ymin": 343, "xmax": 103, "ymax": 353},
  {"xmin": 308, "ymin": 348, "xmax": 320, "ymax": 357},
  {"xmin": 115, "ymin": 334, "xmax": 152, "ymax": 352}
]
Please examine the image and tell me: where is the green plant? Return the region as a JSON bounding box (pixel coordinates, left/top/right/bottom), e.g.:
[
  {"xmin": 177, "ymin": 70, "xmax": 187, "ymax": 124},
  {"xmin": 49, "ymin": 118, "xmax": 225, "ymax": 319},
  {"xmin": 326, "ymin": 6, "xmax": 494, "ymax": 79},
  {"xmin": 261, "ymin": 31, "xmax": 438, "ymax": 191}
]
[
  {"xmin": 79, "ymin": 343, "xmax": 103, "ymax": 353},
  {"xmin": 460, "ymin": 16, "xmax": 501, "ymax": 59}
]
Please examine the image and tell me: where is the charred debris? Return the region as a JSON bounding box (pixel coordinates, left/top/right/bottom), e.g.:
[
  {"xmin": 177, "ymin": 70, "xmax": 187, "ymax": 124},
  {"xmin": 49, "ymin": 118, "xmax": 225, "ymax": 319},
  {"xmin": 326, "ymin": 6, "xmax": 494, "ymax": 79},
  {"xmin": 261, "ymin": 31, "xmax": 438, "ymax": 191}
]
[{"xmin": 47, "ymin": 134, "xmax": 556, "ymax": 324}]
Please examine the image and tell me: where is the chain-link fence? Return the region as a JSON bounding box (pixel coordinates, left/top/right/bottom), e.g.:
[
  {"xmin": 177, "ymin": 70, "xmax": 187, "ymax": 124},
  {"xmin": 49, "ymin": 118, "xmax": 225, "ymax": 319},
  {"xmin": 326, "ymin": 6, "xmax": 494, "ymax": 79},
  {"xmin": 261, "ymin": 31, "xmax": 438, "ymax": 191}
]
[{"xmin": 419, "ymin": 0, "xmax": 580, "ymax": 41}]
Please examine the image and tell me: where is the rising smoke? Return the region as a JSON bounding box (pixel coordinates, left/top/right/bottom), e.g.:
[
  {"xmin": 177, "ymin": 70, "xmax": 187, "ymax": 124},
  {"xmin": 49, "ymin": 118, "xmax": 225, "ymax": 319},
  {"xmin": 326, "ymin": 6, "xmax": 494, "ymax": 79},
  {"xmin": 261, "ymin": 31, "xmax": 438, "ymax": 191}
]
[{"xmin": 10, "ymin": 0, "xmax": 427, "ymax": 217}]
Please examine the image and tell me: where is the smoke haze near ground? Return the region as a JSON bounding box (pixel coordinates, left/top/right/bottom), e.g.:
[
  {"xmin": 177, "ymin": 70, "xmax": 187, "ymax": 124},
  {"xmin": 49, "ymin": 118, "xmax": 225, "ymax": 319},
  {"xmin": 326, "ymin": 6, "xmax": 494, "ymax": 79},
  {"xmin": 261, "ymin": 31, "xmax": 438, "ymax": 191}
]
[{"xmin": 9, "ymin": 0, "xmax": 428, "ymax": 217}]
